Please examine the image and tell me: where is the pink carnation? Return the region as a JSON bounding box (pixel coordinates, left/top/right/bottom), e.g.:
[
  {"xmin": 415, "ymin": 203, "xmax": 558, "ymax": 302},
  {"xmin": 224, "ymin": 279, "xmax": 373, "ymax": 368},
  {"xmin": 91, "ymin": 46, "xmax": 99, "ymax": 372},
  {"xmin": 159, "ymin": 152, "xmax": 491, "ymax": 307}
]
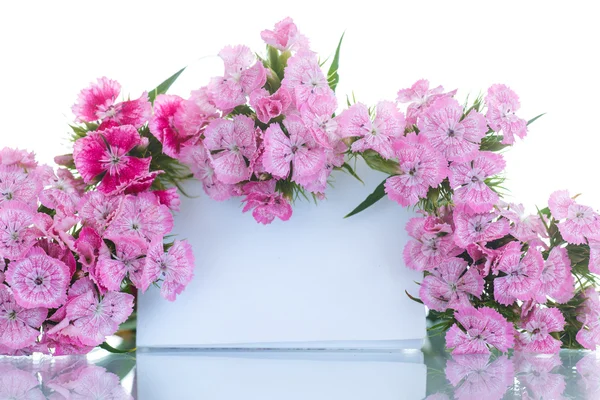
[
  {"xmin": 241, "ymin": 181, "xmax": 293, "ymax": 224},
  {"xmin": 418, "ymin": 97, "xmax": 487, "ymax": 162},
  {"xmin": 536, "ymin": 246, "xmax": 574, "ymax": 303},
  {"xmin": 499, "ymin": 202, "xmax": 548, "ymax": 243},
  {"xmin": 39, "ymin": 168, "xmax": 84, "ymax": 217},
  {"xmin": 0, "ymin": 285, "xmax": 47, "ymax": 350},
  {"xmin": 250, "ymin": 87, "xmax": 292, "ymax": 124},
  {"xmin": 403, "ymin": 216, "xmax": 461, "ymax": 271},
  {"xmin": 96, "ymin": 236, "xmax": 148, "ymax": 291},
  {"xmin": 384, "ymin": 133, "xmax": 448, "ymax": 207},
  {"xmin": 0, "ymin": 148, "xmax": 37, "ymax": 169},
  {"xmin": 548, "ymin": 190, "xmax": 600, "ymax": 245},
  {"xmin": 74, "ymin": 227, "xmax": 102, "ymax": 272},
  {"xmin": 301, "ymin": 141, "xmax": 345, "ymax": 193},
  {"xmin": 445, "ymin": 306, "xmax": 515, "ymax": 354},
  {"xmin": 485, "ymin": 84, "xmax": 527, "ymax": 145},
  {"xmin": 0, "ymin": 202, "xmax": 38, "ymax": 261},
  {"xmin": 453, "ymin": 211, "xmax": 510, "ymax": 248},
  {"xmin": 449, "ymin": 152, "xmax": 506, "ymax": 214},
  {"xmin": 261, "ymin": 17, "xmax": 309, "ymax": 52},
  {"xmin": 397, "ymin": 79, "xmax": 457, "ymax": 126},
  {"xmin": 179, "ymin": 145, "xmax": 235, "ymax": 201},
  {"xmin": 173, "ymin": 87, "xmax": 219, "ymax": 139},
  {"xmin": 576, "ymin": 287, "xmax": 600, "ymax": 350},
  {"xmin": 0, "ymin": 165, "xmax": 42, "ymax": 209},
  {"xmin": 493, "ymin": 242, "xmax": 544, "ymax": 305},
  {"xmin": 516, "ymin": 307, "xmax": 565, "ymax": 354},
  {"xmin": 300, "ymin": 93, "xmax": 339, "ymax": 148},
  {"xmin": 282, "ymin": 51, "xmax": 331, "ymax": 108},
  {"xmin": 337, "ymin": 101, "xmax": 405, "ymax": 159},
  {"xmin": 153, "ymin": 187, "xmax": 181, "ymax": 211},
  {"xmin": 589, "ymin": 240, "xmax": 600, "ymax": 275},
  {"xmin": 419, "ymin": 257, "xmax": 484, "ymax": 312},
  {"xmin": 203, "ymin": 116, "xmax": 258, "ymax": 184},
  {"xmin": 77, "ymin": 191, "xmax": 121, "ymax": 232},
  {"xmin": 445, "ymin": 355, "xmax": 514, "ymax": 400},
  {"xmin": 149, "ymin": 94, "xmax": 194, "ymax": 159},
  {"xmin": 142, "ymin": 240, "xmax": 194, "ymax": 301}
]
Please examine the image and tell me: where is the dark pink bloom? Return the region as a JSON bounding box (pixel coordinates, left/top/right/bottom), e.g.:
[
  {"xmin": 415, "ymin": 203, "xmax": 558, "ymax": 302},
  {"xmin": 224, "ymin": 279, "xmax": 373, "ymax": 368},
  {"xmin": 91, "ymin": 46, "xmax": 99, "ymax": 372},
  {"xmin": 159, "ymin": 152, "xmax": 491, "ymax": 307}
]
[
  {"xmin": 0, "ymin": 165, "xmax": 42, "ymax": 209},
  {"xmin": 141, "ymin": 240, "xmax": 194, "ymax": 301},
  {"xmin": 384, "ymin": 133, "xmax": 448, "ymax": 207},
  {"xmin": 261, "ymin": 17, "xmax": 309, "ymax": 52},
  {"xmin": 516, "ymin": 307, "xmax": 565, "ymax": 354},
  {"xmin": 179, "ymin": 145, "xmax": 235, "ymax": 201},
  {"xmin": 453, "ymin": 211, "xmax": 510, "ymax": 248},
  {"xmin": 446, "ymin": 306, "xmax": 515, "ymax": 354},
  {"xmin": 418, "ymin": 97, "xmax": 487, "ymax": 162},
  {"xmin": 282, "ymin": 51, "xmax": 331, "ymax": 108},
  {"xmin": 403, "ymin": 215, "xmax": 461, "ymax": 271},
  {"xmin": 397, "ymin": 79, "xmax": 457, "ymax": 126},
  {"xmin": 0, "ymin": 202, "xmax": 38, "ymax": 261},
  {"xmin": 153, "ymin": 187, "xmax": 181, "ymax": 211},
  {"xmin": 77, "ymin": 191, "xmax": 121, "ymax": 232},
  {"xmin": 445, "ymin": 355, "xmax": 514, "ymax": 400},
  {"xmin": 493, "ymin": 242, "xmax": 543, "ymax": 305},
  {"xmin": 536, "ymin": 246, "xmax": 574, "ymax": 303},
  {"xmin": 203, "ymin": 116, "xmax": 258, "ymax": 184},
  {"xmin": 419, "ymin": 257, "xmax": 484, "ymax": 312},
  {"xmin": 0, "ymin": 285, "xmax": 47, "ymax": 350},
  {"xmin": 241, "ymin": 181, "xmax": 293, "ymax": 224},
  {"xmin": 73, "ymin": 125, "xmax": 151, "ymax": 194},
  {"xmin": 96, "ymin": 236, "xmax": 148, "ymax": 291},
  {"xmin": 250, "ymin": 87, "xmax": 292, "ymax": 124},
  {"xmin": 485, "ymin": 84, "xmax": 527, "ymax": 145}
]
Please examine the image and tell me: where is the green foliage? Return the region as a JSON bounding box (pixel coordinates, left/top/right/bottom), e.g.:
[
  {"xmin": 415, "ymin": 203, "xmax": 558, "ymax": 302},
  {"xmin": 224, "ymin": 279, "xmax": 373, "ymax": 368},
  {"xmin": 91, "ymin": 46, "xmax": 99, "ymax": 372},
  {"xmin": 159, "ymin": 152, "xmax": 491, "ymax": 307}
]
[
  {"xmin": 344, "ymin": 179, "xmax": 387, "ymax": 218},
  {"xmin": 148, "ymin": 67, "xmax": 186, "ymax": 104},
  {"xmin": 336, "ymin": 162, "xmax": 364, "ymax": 184},
  {"xmin": 360, "ymin": 150, "xmax": 399, "ymax": 175},
  {"xmin": 327, "ymin": 33, "xmax": 344, "ymax": 92}
]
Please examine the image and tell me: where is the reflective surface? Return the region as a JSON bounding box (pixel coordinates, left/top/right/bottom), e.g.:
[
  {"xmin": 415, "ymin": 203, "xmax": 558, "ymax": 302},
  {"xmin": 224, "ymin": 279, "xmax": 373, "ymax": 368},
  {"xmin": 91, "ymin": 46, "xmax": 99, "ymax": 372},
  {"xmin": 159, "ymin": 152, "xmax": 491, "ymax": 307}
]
[{"xmin": 1, "ymin": 345, "xmax": 599, "ymax": 399}]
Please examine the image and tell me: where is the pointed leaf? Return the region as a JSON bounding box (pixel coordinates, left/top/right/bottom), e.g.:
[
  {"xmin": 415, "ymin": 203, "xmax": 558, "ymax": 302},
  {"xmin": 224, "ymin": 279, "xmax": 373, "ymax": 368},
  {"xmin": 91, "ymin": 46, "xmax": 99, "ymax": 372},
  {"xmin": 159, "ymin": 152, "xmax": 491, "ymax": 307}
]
[
  {"xmin": 336, "ymin": 162, "xmax": 364, "ymax": 183},
  {"xmin": 344, "ymin": 178, "xmax": 387, "ymax": 218},
  {"xmin": 327, "ymin": 33, "xmax": 345, "ymax": 92},
  {"xmin": 527, "ymin": 113, "xmax": 545, "ymax": 126},
  {"xmin": 99, "ymin": 342, "xmax": 136, "ymax": 354},
  {"xmin": 405, "ymin": 290, "xmax": 424, "ymax": 304},
  {"xmin": 148, "ymin": 67, "xmax": 186, "ymax": 104}
]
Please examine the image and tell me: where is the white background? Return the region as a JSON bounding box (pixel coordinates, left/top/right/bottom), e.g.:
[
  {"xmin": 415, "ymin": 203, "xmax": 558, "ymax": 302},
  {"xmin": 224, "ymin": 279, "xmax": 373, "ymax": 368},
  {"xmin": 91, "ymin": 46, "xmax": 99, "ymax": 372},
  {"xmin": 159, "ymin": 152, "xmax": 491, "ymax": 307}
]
[{"xmin": 1, "ymin": 0, "xmax": 599, "ymax": 213}]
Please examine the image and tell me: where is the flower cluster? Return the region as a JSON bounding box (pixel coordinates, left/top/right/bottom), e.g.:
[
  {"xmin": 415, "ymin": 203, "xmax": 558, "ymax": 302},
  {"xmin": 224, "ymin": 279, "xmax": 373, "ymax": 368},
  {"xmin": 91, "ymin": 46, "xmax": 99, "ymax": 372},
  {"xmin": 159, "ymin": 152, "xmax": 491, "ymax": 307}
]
[{"xmin": 349, "ymin": 81, "xmax": 600, "ymax": 353}]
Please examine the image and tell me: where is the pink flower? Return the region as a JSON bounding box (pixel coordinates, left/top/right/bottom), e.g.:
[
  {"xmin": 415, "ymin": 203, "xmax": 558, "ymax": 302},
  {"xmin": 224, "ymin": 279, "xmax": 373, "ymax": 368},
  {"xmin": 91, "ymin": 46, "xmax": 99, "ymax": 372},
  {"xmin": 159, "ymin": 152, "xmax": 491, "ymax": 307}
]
[
  {"xmin": 0, "ymin": 148, "xmax": 37, "ymax": 169},
  {"xmin": 536, "ymin": 246, "xmax": 574, "ymax": 303},
  {"xmin": 105, "ymin": 193, "xmax": 173, "ymax": 243},
  {"xmin": 72, "ymin": 77, "xmax": 150, "ymax": 128},
  {"xmin": 403, "ymin": 216, "xmax": 461, "ymax": 271},
  {"xmin": 207, "ymin": 45, "xmax": 267, "ymax": 110},
  {"xmin": 0, "ymin": 165, "xmax": 42, "ymax": 208},
  {"xmin": 485, "ymin": 84, "xmax": 527, "ymax": 145},
  {"xmin": 141, "ymin": 240, "xmax": 194, "ymax": 301},
  {"xmin": 337, "ymin": 101, "xmax": 406, "ymax": 159},
  {"xmin": 0, "ymin": 285, "xmax": 46, "ymax": 350},
  {"xmin": 282, "ymin": 51, "xmax": 331, "ymax": 108},
  {"xmin": 173, "ymin": 87, "xmax": 219, "ymax": 139},
  {"xmin": 96, "ymin": 236, "xmax": 148, "ymax": 291},
  {"xmin": 419, "ymin": 257, "xmax": 484, "ymax": 312},
  {"xmin": 300, "ymin": 93, "xmax": 339, "ymax": 148},
  {"xmin": 576, "ymin": 353, "xmax": 600, "ymax": 398},
  {"xmin": 203, "ymin": 116, "xmax": 258, "ymax": 184},
  {"xmin": 153, "ymin": 187, "xmax": 181, "ymax": 211},
  {"xmin": 77, "ymin": 191, "xmax": 121, "ymax": 232},
  {"xmin": 418, "ymin": 97, "xmax": 487, "ymax": 162},
  {"xmin": 446, "ymin": 306, "xmax": 515, "ymax": 354},
  {"xmin": 493, "ymin": 242, "xmax": 544, "ymax": 305},
  {"xmin": 513, "ymin": 353, "xmax": 565, "ymax": 400},
  {"xmin": 397, "ymin": 79, "xmax": 457, "ymax": 126},
  {"xmin": 262, "ymin": 116, "xmax": 325, "ymax": 186},
  {"xmin": 589, "ymin": 239, "xmax": 600, "ymax": 274},
  {"xmin": 149, "ymin": 94, "xmax": 192, "ymax": 159},
  {"xmin": 74, "ymin": 227, "xmax": 102, "ymax": 272},
  {"xmin": 516, "ymin": 307, "xmax": 565, "ymax": 354},
  {"xmin": 241, "ymin": 181, "xmax": 293, "ymax": 224},
  {"xmin": 498, "ymin": 202, "xmax": 547, "ymax": 243},
  {"xmin": 39, "ymin": 168, "xmax": 84, "ymax": 217},
  {"xmin": 449, "ymin": 152, "xmax": 506, "ymax": 214},
  {"xmin": 6, "ymin": 247, "xmax": 70, "ymax": 309},
  {"xmin": 73, "ymin": 125, "xmax": 151, "ymax": 194},
  {"xmin": 547, "ymin": 189, "xmax": 573, "ymax": 219},
  {"xmin": 384, "ymin": 133, "xmax": 448, "ymax": 207},
  {"xmin": 261, "ymin": 17, "xmax": 309, "ymax": 52},
  {"xmin": 576, "ymin": 287, "xmax": 600, "ymax": 350},
  {"xmin": 445, "ymin": 355, "xmax": 514, "ymax": 400},
  {"xmin": 453, "ymin": 211, "xmax": 510, "ymax": 248},
  {"xmin": 548, "ymin": 190, "xmax": 600, "ymax": 245},
  {"xmin": 179, "ymin": 145, "xmax": 235, "ymax": 201},
  {"xmin": 0, "ymin": 202, "xmax": 38, "ymax": 261},
  {"xmin": 250, "ymin": 87, "xmax": 292, "ymax": 124},
  {"xmin": 301, "ymin": 141, "xmax": 345, "ymax": 193}
]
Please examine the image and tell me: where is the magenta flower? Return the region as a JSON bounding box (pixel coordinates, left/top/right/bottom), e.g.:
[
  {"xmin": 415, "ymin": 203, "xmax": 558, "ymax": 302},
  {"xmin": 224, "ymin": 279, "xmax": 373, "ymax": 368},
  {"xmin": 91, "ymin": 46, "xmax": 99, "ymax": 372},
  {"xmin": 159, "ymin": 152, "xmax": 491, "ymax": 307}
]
[
  {"xmin": 207, "ymin": 45, "xmax": 267, "ymax": 111},
  {"xmin": 105, "ymin": 193, "xmax": 173, "ymax": 243},
  {"xmin": 536, "ymin": 246, "xmax": 574, "ymax": 303},
  {"xmin": 149, "ymin": 94, "xmax": 188, "ymax": 159},
  {"xmin": 261, "ymin": 17, "xmax": 309, "ymax": 52},
  {"xmin": 397, "ymin": 79, "xmax": 457, "ymax": 126},
  {"xmin": 250, "ymin": 87, "xmax": 292, "ymax": 124},
  {"xmin": 77, "ymin": 191, "xmax": 121, "ymax": 232},
  {"xmin": 154, "ymin": 187, "xmax": 181, "ymax": 211},
  {"xmin": 203, "ymin": 116, "xmax": 258, "ymax": 184},
  {"xmin": 337, "ymin": 101, "xmax": 405, "ymax": 159},
  {"xmin": 446, "ymin": 306, "xmax": 515, "ymax": 354},
  {"xmin": 96, "ymin": 236, "xmax": 148, "ymax": 291},
  {"xmin": 6, "ymin": 247, "xmax": 70, "ymax": 309},
  {"xmin": 493, "ymin": 242, "xmax": 544, "ymax": 305},
  {"xmin": 0, "ymin": 202, "xmax": 38, "ymax": 261},
  {"xmin": 282, "ymin": 51, "xmax": 331, "ymax": 108},
  {"xmin": 516, "ymin": 307, "xmax": 565, "ymax": 354},
  {"xmin": 73, "ymin": 124, "xmax": 151, "ymax": 194},
  {"xmin": 485, "ymin": 84, "xmax": 527, "ymax": 145},
  {"xmin": 384, "ymin": 133, "xmax": 448, "ymax": 207},
  {"xmin": 0, "ymin": 165, "xmax": 42, "ymax": 209},
  {"xmin": 179, "ymin": 145, "xmax": 234, "ymax": 201},
  {"xmin": 418, "ymin": 97, "xmax": 487, "ymax": 162},
  {"xmin": 403, "ymin": 216, "xmax": 461, "ymax": 271},
  {"xmin": 241, "ymin": 181, "xmax": 293, "ymax": 224},
  {"xmin": 0, "ymin": 285, "xmax": 46, "ymax": 350},
  {"xmin": 445, "ymin": 355, "xmax": 514, "ymax": 400},
  {"xmin": 300, "ymin": 93, "xmax": 339, "ymax": 148},
  {"xmin": 262, "ymin": 116, "xmax": 325, "ymax": 186},
  {"xmin": 142, "ymin": 240, "xmax": 194, "ymax": 301},
  {"xmin": 548, "ymin": 190, "xmax": 600, "ymax": 245},
  {"xmin": 419, "ymin": 257, "xmax": 484, "ymax": 312},
  {"xmin": 453, "ymin": 211, "xmax": 510, "ymax": 248},
  {"xmin": 449, "ymin": 152, "xmax": 506, "ymax": 214},
  {"xmin": 72, "ymin": 77, "xmax": 151, "ymax": 128}
]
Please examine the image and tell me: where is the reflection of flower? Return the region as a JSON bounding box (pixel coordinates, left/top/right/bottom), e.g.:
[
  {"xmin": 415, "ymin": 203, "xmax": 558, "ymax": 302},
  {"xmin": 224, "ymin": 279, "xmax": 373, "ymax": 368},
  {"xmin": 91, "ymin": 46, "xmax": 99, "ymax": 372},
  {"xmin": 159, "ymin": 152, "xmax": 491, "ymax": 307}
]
[
  {"xmin": 514, "ymin": 352, "xmax": 565, "ymax": 400},
  {"xmin": 445, "ymin": 354, "xmax": 514, "ymax": 400},
  {"xmin": 576, "ymin": 353, "xmax": 600, "ymax": 399}
]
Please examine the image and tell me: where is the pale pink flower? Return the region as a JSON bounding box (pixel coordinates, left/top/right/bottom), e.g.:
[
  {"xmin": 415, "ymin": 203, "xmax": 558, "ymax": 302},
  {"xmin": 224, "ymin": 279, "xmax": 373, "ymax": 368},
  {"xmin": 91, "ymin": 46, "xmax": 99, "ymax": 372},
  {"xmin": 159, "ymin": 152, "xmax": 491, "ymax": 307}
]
[
  {"xmin": 0, "ymin": 364, "xmax": 45, "ymax": 398},
  {"xmin": 449, "ymin": 152, "xmax": 506, "ymax": 214},
  {"xmin": 513, "ymin": 353, "xmax": 565, "ymax": 400},
  {"xmin": 0, "ymin": 148, "xmax": 37, "ymax": 169},
  {"xmin": 74, "ymin": 228, "xmax": 102, "ymax": 274},
  {"xmin": 153, "ymin": 187, "xmax": 180, "ymax": 211},
  {"xmin": 446, "ymin": 306, "xmax": 515, "ymax": 354},
  {"xmin": 282, "ymin": 51, "xmax": 331, "ymax": 107},
  {"xmin": 0, "ymin": 165, "xmax": 42, "ymax": 208},
  {"xmin": 453, "ymin": 211, "xmax": 510, "ymax": 248},
  {"xmin": 241, "ymin": 181, "xmax": 293, "ymax": 224},
  {"xmin": 142, "ymin": 240, "xmax": 194, "ymax": 301},
  {"xmin": 179, "ymin": 145, "xmax": 235, "ymax": 201},
  {"xmin": 384, "ymin": 133, "xmax": 448, "ymax": 206},
  {"xmin": 547, "ymin": 189, "xmax": 573, "ymax": 219},
  {"xmin": 0, "ymin": 285, "xmax": 47, "ymax": 350},
  {"xmin": 561, "ymin": 203, "xmax": 600, "ymax": 245},
  {"xmin": 337, "ymin": 101, "xmax": 405, "ymax": 159},
  {"xmin": 73, "ymin": 125, "xmax": 151, "ymax": 194},
  {"xmin": 77, "ymin": 191, "xmax": 121, "ymax": 232},
  {"xmin": 516, "ymin": 307, "xmax": 565, "ymax": 354},
  {"xmin": 32, "ymin": 212, "xmax": 78, "ymax": 252},
  {"xmin": 39, "ymin": 168, "xmax": 85, "ymax": 217},
  {"xmin": 301, "ymin": 140, "xmax": 345, "ymax": 193},
  {"xmin": 105, "ymin": 193, "xmax": 173, "ymax": 243},
  {"xmin": 466, "ymin": 243, "xmax": 507, "ymax": 277},
  {"xmin": 419, "ymin": 257, "xmax": 484, "ymax": 312},
  {"xmin": 0, "ymin": 202, "xmax": 38, "ymax": 261},
  {"xmin": 493, "ymin": 242, "xmax": 544, "ymax": 305},
  {"xmin": 203, "ymin": 116, "xmax": 258, "ymax": 184},
  {"xmin": 485, "ymin": 84, "xmax": 527, "ymax": 145},
  {"xmin": 403, "ymin": 216, "xmax": 461, "ymax": 271},
  {"xmin": 576, "ymin": 288, "xmax": 600, "ymax": 350},
  {"xmin": 589, "ymin": 239, "xmax": 600, "ymax": 274},
  {"xmin": 261, "ymin": 17, "xmax": 309, "ymax": 52},
  {"xmin": 418, "ymin": 97, "xmax": 487, "ymax": 162},
  {"xmin": 397, "ymin": 79, "xmax": 457, "ymax": 126},
  {"xmin": 300, "ymin": 93, "xmax": 339, "ymax": 148},
  {"xmin": 6, "ymin": 247, "xmax": 70, "ymax": 309},
  {"xmin": 208, "ymin": 45, "xmax": 267, "ymax": 110},
  {"xmin": 445, "ymin": 355, "xmax": 514, "ymax": 400},
  {"xmin": 37, "ymin": 239, "xmax": 76, "ymax": 277},
  {"xmin": 498, "ymin": 202, "xmax": 548, "ymax": 243},
  {"xmin": 576, "ymin": 353, "xmax": 600, "ymax": 398},
  {"xmin": 536, "ymin": 246, "xmax": 574, "ymax": 303},
  {"xmin": 173, "ymin": 87, "xmax": 219, "ymax": 139},
  {"xmin": 250, "ymin": 87, "xmax": 292, "ymax": 124},
  {"xmin": 96, "ymin": 236, "xmax": 148, "ymax": 291},
  {"xmin": 262, "ymin": 116, "xmax": 325, "ymax": 185}
]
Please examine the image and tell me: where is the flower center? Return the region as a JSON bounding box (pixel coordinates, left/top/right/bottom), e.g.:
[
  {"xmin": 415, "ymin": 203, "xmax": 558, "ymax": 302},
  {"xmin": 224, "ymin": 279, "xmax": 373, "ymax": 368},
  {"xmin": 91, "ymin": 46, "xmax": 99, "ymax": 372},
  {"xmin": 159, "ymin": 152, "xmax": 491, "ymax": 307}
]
[
  {"xmin": 34, "ymin": 276, "xmax": 44, "ymax": 286},
  {"xmin": 532, "ymin": 328, "xmax": 540, "ymax": 334},
  {"xmin": 7, "ymin": 310, "xmax": 17, "ymax": 320},
  {"xmin": 2, "ymin": 191, "xmax": 13, "ymax": 200},
  {"xmin": 291, "ymin": 145, "xmax": 299, "ymax": 154},
  {"xmin": 447, "ymin": 128, "xmax": 455, "ymax": 137},
  {"xmin": 474, "ymin": 223, "xmax": 483, "ymax": 232}
]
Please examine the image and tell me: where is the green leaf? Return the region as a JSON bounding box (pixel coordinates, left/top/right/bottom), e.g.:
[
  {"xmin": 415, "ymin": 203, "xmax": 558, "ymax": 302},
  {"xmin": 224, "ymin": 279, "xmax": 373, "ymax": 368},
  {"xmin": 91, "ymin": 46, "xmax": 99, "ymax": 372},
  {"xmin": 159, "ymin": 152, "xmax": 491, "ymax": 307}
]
[
  {"xmin": 337, "ymin": 162, "xmax": 364, "ymax": 184},
  {"xmin": 344, "ymin": 179, "xmax": 387, "ymax": 218},
  {"xmin": 99, "ymin": 342, "xmax": 136, "ymax": 354},
  {"xmin": 527, "ymin": 113, "xmax": 545, "ymax": 126},
  {"xmin": 405, "ymin": 290, "xmax": 424, "ymax": 305},
  {"xmin": 148, "ymin": 67, "xmax": 186, "ymax": 104},
  {"xmin": 361, "ymin": 150, "xmax": 399, "ymax": 175},
  {"xmin": 327, "ymin": 32, "xmax": 345, "ymax": 92}
]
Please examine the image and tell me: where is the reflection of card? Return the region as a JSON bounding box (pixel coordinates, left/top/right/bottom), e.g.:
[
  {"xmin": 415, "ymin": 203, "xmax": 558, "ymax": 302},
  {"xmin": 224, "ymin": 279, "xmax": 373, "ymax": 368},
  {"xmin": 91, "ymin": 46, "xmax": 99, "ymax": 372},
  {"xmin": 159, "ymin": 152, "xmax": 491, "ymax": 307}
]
[
  {"xmin": 137, "ymin": 163, "xmax": 426, "ymax": 348},
  {"xmin": 136, "ymin": 351, "xmax": 426, "ymax": 400}
]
